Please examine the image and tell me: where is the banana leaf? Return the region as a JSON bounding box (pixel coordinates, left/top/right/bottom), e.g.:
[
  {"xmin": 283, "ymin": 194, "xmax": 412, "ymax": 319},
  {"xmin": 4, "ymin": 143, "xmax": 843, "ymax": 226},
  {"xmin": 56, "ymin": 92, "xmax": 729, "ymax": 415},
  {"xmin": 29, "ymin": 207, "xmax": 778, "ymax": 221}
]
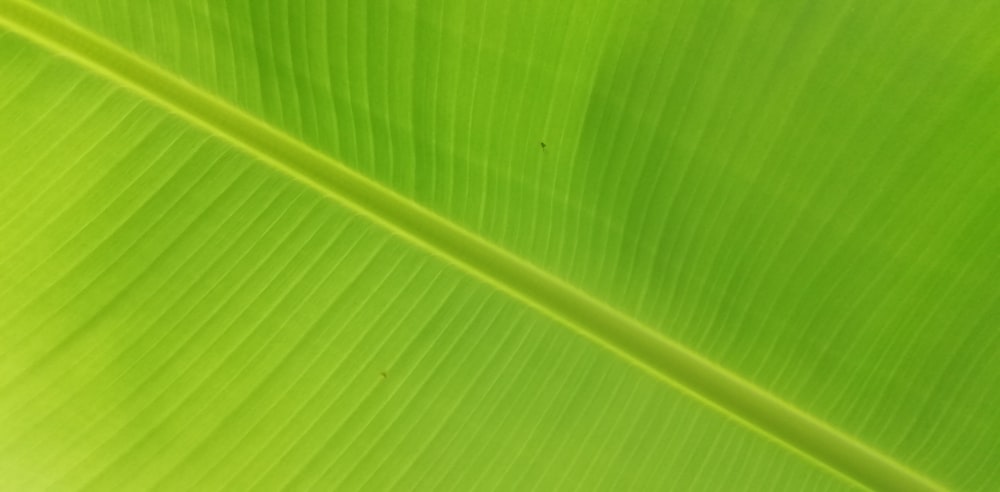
[{"xmin": 2, "ymin": 0, "xmax": 998, "ymax": 490}]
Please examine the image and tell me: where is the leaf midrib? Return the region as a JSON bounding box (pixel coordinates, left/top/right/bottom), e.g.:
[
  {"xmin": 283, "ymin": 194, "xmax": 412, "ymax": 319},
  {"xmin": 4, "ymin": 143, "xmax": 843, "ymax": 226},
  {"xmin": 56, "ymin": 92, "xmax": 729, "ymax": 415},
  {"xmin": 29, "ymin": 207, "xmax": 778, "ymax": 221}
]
[{"xmin": 0, "ymin": 1, "xmax": 944, "ymax": 490}]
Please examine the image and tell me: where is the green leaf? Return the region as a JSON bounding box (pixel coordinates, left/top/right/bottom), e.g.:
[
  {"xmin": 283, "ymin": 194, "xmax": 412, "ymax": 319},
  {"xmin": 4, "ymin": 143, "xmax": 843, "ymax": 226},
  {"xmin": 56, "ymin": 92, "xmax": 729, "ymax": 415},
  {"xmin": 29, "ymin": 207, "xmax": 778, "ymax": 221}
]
[{"xmin": 1, "ymin": 0, "xmax": 997, "ymax": 490}]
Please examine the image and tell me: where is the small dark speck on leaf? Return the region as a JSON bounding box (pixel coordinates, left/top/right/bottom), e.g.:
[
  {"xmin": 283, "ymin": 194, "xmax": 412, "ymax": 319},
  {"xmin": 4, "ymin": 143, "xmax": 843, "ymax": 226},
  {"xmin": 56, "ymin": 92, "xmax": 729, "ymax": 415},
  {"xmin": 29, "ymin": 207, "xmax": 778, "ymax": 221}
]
[
  {"xmin": 380, "ymin": 371, "xmax": 387, "ymax": 379},
  {"xmin": 540, "ymin": 141, "xmax": 547, "ymax": 151}
]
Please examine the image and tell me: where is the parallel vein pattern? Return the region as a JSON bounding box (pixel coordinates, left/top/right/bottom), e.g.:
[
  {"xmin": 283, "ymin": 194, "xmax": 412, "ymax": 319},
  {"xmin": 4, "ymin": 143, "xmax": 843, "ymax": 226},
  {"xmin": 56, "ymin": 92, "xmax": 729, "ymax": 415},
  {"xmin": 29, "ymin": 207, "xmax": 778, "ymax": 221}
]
[
  {"xmin": 0, "ymin": 28, "xmax": 848, "ymax": 492},
  {"xmin": 0, "ymin": 1, "xmax": 951, "ymax": 491},
  {"xmin": 5, "ymin": 0, "xmax": 1000, "ymax": 489}
]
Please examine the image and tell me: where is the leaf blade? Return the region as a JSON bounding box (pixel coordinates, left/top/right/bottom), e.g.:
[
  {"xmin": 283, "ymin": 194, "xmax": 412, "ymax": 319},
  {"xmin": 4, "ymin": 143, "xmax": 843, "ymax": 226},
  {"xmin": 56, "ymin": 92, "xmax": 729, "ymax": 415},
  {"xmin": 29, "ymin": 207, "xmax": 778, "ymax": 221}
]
[{"xmin": 1, "ymin": 0, "xmax": 995, "ymax": 490}]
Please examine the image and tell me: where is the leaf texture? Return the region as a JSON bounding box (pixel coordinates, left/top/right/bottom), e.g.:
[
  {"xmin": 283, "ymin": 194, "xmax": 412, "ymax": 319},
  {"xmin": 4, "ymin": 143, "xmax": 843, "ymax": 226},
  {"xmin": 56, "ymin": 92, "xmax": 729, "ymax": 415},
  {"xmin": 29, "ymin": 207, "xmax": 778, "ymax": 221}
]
[{"xmin": 2, "ymin": 0, "xmax": 999, "ymax": 490}]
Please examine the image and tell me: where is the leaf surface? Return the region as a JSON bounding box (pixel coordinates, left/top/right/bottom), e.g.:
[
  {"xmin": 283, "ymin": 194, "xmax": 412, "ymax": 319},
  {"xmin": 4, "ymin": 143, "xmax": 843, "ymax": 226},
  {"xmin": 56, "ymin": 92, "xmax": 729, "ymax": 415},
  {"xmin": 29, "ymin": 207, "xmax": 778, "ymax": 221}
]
[{"xmin": 1, "ymin": 0, "xmax": 999, "ymax": 490}]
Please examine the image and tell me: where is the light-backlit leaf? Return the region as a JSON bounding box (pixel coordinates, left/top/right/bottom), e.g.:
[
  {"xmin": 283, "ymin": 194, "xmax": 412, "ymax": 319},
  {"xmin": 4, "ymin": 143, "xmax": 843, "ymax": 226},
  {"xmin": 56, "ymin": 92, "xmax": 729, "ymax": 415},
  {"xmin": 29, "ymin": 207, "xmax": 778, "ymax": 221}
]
[{"xmin": 2, "ymin": 0, "xmax": 999, "ymax": 490}]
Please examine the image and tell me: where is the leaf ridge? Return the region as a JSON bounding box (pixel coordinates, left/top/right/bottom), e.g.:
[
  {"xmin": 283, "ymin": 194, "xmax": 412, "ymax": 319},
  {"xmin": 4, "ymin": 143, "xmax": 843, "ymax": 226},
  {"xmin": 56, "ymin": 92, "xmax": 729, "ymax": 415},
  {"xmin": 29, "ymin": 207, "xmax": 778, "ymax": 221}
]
[{"xmin": 0, "ymin": 1, "xmax": 945, "ymax": 490}]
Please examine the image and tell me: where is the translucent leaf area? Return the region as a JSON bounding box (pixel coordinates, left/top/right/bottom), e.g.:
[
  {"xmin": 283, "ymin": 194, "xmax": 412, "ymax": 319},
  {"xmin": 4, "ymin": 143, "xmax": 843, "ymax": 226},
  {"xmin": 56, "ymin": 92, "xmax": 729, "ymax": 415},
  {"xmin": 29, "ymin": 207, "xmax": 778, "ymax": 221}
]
[{"xmin": 2, "ymin": 0, "xmax": 999, "ymax": 490}]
